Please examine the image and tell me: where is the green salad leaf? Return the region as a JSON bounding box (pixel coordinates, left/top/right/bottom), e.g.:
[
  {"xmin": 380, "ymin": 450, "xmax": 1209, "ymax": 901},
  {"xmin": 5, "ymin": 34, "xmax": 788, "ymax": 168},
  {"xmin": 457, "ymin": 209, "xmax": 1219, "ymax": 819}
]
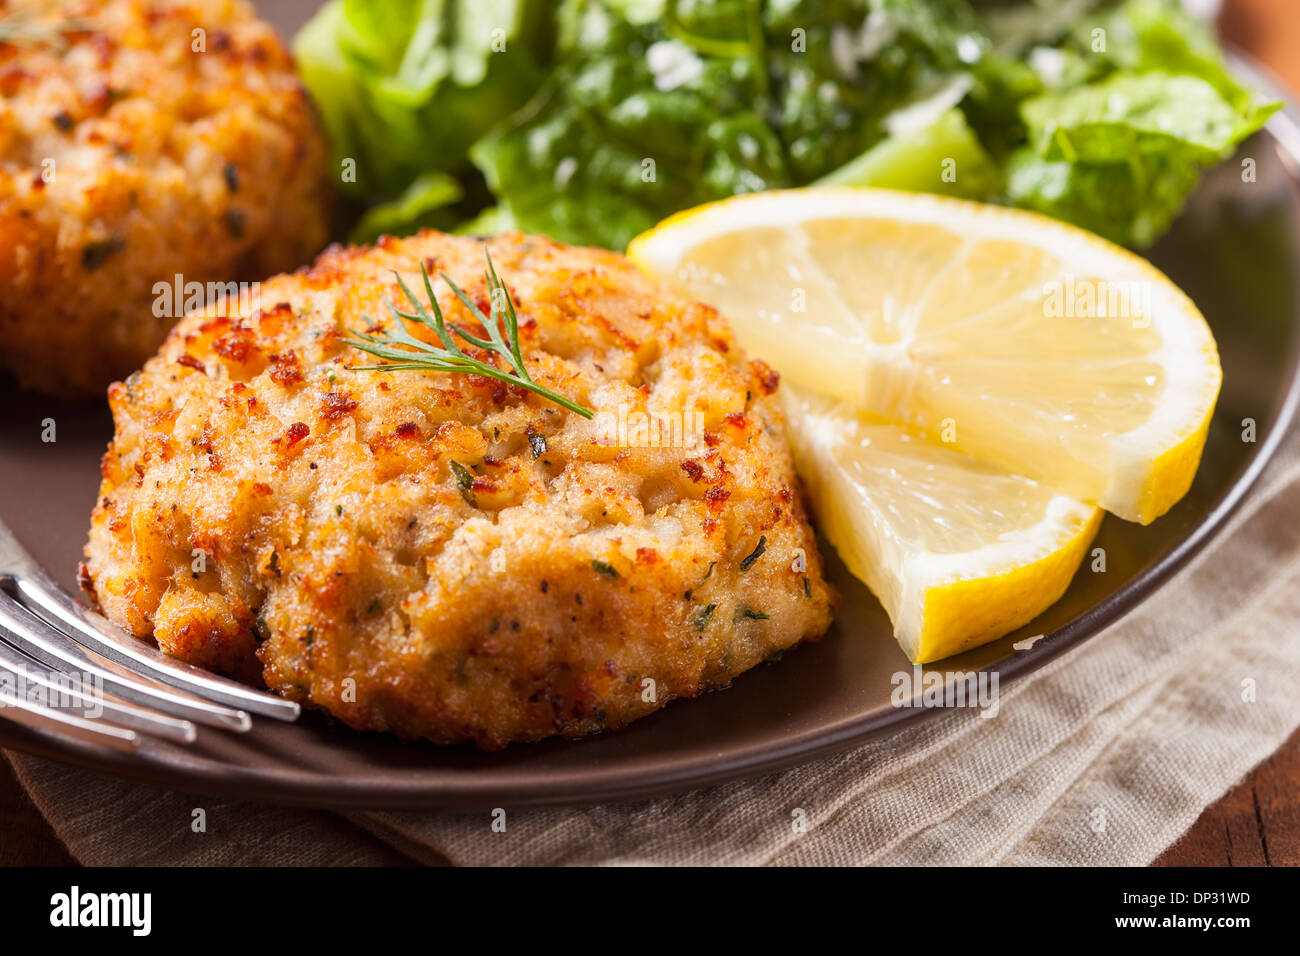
[
  {"xmin": 473, "ymin": 0, "xmax": 788, "ymax": 248},
  {"xmin": 294, "ymin": 0, "xmax": 554, "ymax": 200},
  {"xmin": 763, "ymin": 0, "xmax": 986, "ymax": 182},
  {"xmin": 998, "ymin": 0, "xmax": 1280, "ymax": 245},
  {"xmin": 1005, "ymin": 75, "xmax": 1276, "ymax": 246},
  {"xmin": 1005, "ymin": 148, "xmax": 1202, "ymax": 249},
  {"xmin": 1065, "ymin": 0, "xmax": 1260, "ymax": 107},
  {"xmin": 816, "ymin": 107, "xmax": 1002, "ymax": 199},
  {"xmin": 456, "ymin": 205, "xmax": 518, "ymax": 236},
  {"xmin": 349, "ymin": 171, "xmax": 464, "ymax": 244},
  {"xmin": 1024, "ymin": 73, "xmax": 1271, "ymax": 165},
  {"xmin": 294, "ymin": 0, "xmax": 1282, "ymax": 250}
]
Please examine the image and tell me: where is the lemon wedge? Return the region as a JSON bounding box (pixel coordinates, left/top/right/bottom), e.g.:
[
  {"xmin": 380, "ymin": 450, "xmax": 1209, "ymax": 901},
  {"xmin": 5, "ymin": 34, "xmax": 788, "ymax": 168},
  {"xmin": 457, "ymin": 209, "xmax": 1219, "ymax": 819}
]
[
  {"xmin": 785, "ymin": 389, "xmax": 1102, "ymax": 663},
  {"xmin": 629, "ymin": 188, "xmax": 1221, "ymax": 524}
]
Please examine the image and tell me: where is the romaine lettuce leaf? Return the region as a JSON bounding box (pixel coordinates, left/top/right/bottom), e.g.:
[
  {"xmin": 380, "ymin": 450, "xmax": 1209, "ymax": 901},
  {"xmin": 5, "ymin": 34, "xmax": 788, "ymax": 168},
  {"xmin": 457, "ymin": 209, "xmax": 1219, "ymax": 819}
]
[
  {"xmin": 348, "ymin": 171, "xmax": 464, "ymax": 244},
  {"xmin": 293, "ymin": 0, "xmax": 553, "ymax": 200},
  {"xmin": 471, "ymin": 80, "xmax": 668, "ymax": 248},
  {"xmin": 1067, "ymin": 0, "xmax": 1257, "ymax": 106},
  {"xmin": 474, "ymin": 0, "xmax": 1012, "ymax": 247},
  {"xmin": 816, "ymin": 106, "xmax": 1002, "ymax": 198},
  {"xmin": 1023, "ymin": 73, "xmax": 1274, "ymax": 166},
  {"xmin": 1005, "ymin": 147, "xmax": 1202, "ymax": 248},
  {"xmin": 455, "ymin": 205, "xmax": 518, "ymax": 236},
  {"xmin": 296, "ymin": 0, "xmax": 1281, "ymax": 251},
  {"xmin": 764, "ymin": 0, "xmax": 988, "ymax": 182},
  {"xmin": 1000, "ymin": 0, "xmax": 1281, "ymax": 247},
  {"xmin": 472, "ymin": 1, "xmax": 788, "ymax": 249}
]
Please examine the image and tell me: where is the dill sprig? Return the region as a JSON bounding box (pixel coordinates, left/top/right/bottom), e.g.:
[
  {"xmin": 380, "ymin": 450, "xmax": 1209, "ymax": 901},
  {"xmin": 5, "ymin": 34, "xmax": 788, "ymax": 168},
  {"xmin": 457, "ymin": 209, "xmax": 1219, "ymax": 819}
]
[{"xmin": 344, "ymin": 251, "xmax": 593, "ymax": 419}]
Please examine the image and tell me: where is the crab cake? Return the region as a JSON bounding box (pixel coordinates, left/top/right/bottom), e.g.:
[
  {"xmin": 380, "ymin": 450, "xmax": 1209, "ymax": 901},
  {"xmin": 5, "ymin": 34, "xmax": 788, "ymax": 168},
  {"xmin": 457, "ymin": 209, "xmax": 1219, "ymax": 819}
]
[
  {"xmin": 82, "ymin": 230, "xmax": 836, "ymax": 748},
  {"xmin": 0, "ymin": 0, "xmax": 330, "ymax": 396}
]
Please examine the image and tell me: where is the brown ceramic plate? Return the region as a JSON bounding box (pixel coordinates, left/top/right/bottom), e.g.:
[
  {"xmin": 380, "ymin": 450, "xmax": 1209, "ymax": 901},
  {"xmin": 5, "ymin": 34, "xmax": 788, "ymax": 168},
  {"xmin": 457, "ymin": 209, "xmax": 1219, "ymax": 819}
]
[{"xmin": 0, "ymin": 16, "xmax": 1298, "ymax": 807}]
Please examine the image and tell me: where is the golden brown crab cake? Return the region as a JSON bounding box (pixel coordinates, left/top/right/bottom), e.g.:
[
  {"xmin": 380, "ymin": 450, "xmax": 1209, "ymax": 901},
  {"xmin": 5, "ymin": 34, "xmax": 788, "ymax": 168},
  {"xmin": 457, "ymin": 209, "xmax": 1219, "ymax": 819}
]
[
  {"xmin": 82, "ymin": 230, "xmax": 837, "ymax": 748},
  {"xmin": 0, "ymin": 0, "xmax": 330, "ymax": 396}
]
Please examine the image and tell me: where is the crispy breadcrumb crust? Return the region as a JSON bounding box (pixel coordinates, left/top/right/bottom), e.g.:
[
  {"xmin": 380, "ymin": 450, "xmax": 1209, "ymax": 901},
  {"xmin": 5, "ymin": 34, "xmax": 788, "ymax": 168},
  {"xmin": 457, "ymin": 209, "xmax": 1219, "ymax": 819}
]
[
  {"xmin": 0, "ymin": 0, "xmax": 330, "ymax": 395},
  {"xmin": 83, "ymin": 230, "xmax": 836, "ymax": 748}
]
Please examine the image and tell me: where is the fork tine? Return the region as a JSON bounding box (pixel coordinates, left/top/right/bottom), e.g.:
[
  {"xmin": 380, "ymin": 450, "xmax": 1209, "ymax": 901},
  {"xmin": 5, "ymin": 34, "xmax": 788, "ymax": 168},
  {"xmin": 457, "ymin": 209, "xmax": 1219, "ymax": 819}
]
[
  {"xmin": 0, "ymin": 589, "xmax": 252, "ymax": 732},
  {"xmin": 0, "ymin": 634, "xmax": 196, "ymax": 743},
  {"xmin": 9, "ymin": 569, "xmax": 299, "ymax": 722},
  {"xmin": 0, "ymin": 682, "xmax": 138, "ymax": 753}
]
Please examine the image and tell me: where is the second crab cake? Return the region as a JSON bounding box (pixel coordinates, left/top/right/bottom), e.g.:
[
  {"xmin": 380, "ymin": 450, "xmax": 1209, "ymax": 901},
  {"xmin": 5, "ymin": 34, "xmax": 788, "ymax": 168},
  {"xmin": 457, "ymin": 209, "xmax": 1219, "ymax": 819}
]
[
  {"xmin": 0, "ymin": 0, "xmax": 331, "ymax": 395},
  {"xmin": 82, "ymin": 230, "xmax": 836, "ymax": 748}
]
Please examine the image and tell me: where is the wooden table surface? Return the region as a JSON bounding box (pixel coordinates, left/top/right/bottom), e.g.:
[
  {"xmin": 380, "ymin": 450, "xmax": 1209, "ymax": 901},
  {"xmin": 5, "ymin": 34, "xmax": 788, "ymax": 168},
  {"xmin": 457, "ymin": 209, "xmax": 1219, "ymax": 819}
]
[{"xmin": 3, "ymin": 0, "xmax": 1299, "ymax": 867}]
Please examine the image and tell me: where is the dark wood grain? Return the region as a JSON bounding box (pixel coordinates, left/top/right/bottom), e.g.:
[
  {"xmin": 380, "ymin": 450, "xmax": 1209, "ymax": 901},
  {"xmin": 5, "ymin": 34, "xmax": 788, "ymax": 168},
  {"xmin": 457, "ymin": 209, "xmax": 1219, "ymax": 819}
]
[{"xmin": 1156, "ymin": 728, "xmax": 1300, "ymax": 867}]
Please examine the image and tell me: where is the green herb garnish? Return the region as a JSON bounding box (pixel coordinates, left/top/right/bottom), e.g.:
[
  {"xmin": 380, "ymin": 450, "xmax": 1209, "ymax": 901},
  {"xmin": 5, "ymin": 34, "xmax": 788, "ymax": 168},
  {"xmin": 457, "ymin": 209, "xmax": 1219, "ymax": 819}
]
[
  {"xmin": 592, "ymin": 559, "xmax": 619, "ymax": 578},
  {"xmin": 734, "ymin": 606, "xmax": 768, "ymax": 623},
  {"xmin": 740, "ymin": 536, "xmax": 766, "ymax": 571},
  {"xmin": 82, "ymin": 237, "xmax": 125, "ymax": 272},
  {"xmin": 692, "ymin": 603, "xmax": 717, "ymax": 632},
  {"xmin": 345, "ymin": 251, "xmax": 592, "ymax": 418},
  {"xmin": 448, "ymin": 460, "xmax": 476, "ymax": 505}
]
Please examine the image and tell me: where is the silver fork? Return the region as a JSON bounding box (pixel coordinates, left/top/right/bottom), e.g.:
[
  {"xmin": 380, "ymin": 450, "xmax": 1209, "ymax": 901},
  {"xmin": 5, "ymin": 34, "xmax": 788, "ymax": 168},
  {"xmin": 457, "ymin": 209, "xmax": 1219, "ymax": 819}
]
[{"xmin": 0, "ymin": 521, "xmax": 298, "ymax": 753}]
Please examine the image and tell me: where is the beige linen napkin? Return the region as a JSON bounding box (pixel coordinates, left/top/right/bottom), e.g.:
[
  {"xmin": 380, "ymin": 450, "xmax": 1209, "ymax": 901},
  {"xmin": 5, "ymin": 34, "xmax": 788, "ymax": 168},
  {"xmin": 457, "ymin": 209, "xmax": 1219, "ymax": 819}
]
[{"xmin": 6, "ymin": 427, "xmax": 1300, "ymax": 866}]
